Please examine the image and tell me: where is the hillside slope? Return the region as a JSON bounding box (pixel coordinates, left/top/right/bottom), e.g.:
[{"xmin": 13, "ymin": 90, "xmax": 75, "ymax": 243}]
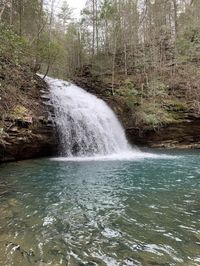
[
  {"xmin": 74, "ymin": 64, "xmax": 200, "ymax": 149},
  {"xmin": 0, "ymin": 59, "xmax": 57, "ymax": 163}
]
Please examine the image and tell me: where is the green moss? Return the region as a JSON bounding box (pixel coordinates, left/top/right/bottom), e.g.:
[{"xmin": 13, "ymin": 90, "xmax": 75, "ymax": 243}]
[
  {"xmin": 135, "ymin": 102, "xmax": 176, "ymax": 128},
  {"xmin": 11, "ymin": 105, "xmax": 29, "ymax": 120},
  {"xmin": 146, "ymin": 79, "xmax": 168, "ymax": 99},
  {"xmin": 117, "ymin": 79, "xmax": 140, "ymax": 109},
  {"xmin": 165, "ymin": 99, "xmax": 189, "ymax": 112}
]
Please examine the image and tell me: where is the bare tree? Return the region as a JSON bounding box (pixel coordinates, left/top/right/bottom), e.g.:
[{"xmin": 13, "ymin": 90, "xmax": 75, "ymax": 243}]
[{"xmin": 0, "ymin": 0, "xmax": 7, "ymax": 21}]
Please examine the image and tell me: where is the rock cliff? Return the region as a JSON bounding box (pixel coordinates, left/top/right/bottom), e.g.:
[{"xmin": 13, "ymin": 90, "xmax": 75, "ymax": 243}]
[{"xmin": 0, "ymin": 60, "xmax": 58, "ymax": 163}]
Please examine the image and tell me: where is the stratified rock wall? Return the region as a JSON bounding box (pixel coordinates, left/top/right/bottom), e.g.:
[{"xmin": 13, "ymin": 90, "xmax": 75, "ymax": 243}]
[
  {"xmin": 0, "ymin": 64, "xmax": 58, "ymax": 163},
  {"xmin": 126, "ymin": 117, "xmax": 200, "ymax": 149}
]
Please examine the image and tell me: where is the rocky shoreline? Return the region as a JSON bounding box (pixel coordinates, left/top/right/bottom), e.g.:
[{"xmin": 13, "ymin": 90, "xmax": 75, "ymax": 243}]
[{"xmin": 0, "ymin": 120, "xmax": 57, "ymax": 163}]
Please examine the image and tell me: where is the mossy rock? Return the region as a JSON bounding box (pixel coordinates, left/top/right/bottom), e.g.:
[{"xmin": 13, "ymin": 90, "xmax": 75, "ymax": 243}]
[
  {"xmin": 11, "ymin": 105, "xmax": 29, "ymax": 120},
  {"xmin": 165, "ymin": 99, "xmax": 189, "ymax": 112}
]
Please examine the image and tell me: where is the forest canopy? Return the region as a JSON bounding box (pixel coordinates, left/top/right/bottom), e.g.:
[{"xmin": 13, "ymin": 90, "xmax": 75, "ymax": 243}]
[{"xmin": 0, "ymin": 0, "xmax": 199, "ymax": 75}]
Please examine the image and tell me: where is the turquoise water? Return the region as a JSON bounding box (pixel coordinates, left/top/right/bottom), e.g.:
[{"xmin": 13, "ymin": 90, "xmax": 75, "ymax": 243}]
[{"xmin": 0, "ymin": 150, "xmax": 200, "ymax": 265}]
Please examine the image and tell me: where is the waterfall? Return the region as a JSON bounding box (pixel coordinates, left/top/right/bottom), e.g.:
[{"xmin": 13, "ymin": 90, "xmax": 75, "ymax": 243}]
[
  {"xmin": 46, "ymin": 76, "xmax": 132, "ymax": 157},
  {"xmin": 43, "ymin": 76, "xmax": 171, "ymax": 161}
]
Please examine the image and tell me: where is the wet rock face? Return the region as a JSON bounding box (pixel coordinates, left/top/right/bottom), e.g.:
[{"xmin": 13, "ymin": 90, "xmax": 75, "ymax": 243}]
[
  {"xmin": 0, "ymin": 126, "xmax": 57, "ymax": 163},
  {"xmin": 0, "ymin": 74, "xmax": 58, "ymax": 163},
  {"xmin": 126, "ymin": 117, "xmax": 200, "ymax": 149}
]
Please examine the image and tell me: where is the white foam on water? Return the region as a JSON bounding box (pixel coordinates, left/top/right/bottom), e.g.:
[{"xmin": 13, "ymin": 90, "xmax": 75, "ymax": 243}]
[{"xmin": 50, "ymin": 151, "xmax": 174, "ymax": 162}]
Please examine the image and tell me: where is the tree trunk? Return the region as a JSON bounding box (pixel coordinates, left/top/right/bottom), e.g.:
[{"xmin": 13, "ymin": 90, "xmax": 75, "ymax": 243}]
[
  {"xmin": 95, "ymin": 0, "xmax": 99, "ymax": 54},
  {"xmin": 9, "ymin": 0, "xmax": 13, "ymax": 25},
  {"xmin": 92, "ymin": 0, "xmax": 95, "ymax": 58},
  {"xmin": 34, "ymin": 0, "xmax": 44, "ymax": 71},
  {"xmin": 43, "ymin": 62, "xmax": 50, "ymax": 79},
  {"xmin": 172, "ymin": 0, "xmax": 178, "ymax": 38},
  {"xmin": 111, "ymin": 38, "xmax": 117, "ymax": 96},
  {"xmin": 19, "ymin": 0, "xmax": 23, "ymax": 36},
  {"xmin": 0, "ymin": 1, "xmax": 6, "ymax": 21},
  {"xmin": 124, "ymin": 43, "xmax": 128, "ymax": 76}
]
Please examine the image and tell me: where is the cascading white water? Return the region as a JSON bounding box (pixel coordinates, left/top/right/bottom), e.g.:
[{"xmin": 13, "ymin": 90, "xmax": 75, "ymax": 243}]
[
  {"xmin": 46, "ymin": 76, "xmax": 132, "ymax": 157},
  {"xmin": 44, "ymin": 76, "xmax": 173, "ymax": 161}
]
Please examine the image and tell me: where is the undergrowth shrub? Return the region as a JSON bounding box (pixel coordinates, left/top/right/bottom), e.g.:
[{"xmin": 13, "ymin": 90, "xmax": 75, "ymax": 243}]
[{"xmin": 0, "ymin": 23, "xmax": 29, "ymax": 64}]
